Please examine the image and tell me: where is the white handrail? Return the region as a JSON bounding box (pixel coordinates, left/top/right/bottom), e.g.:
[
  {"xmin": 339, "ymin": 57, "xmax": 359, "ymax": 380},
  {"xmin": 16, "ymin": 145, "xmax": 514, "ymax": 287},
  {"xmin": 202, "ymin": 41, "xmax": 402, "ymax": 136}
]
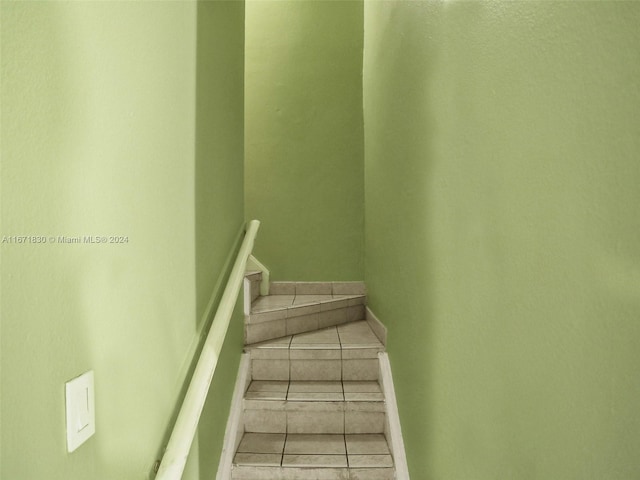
[{"xmin": 155, "ymin": 220, "xmax": 260, "ymax": 480}]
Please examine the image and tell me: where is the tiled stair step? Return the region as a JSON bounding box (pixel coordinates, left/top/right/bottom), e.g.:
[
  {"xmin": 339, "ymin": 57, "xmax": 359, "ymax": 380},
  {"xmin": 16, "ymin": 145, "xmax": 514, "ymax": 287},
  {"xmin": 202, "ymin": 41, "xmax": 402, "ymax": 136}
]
[
  {"xmin": 245, "ymin": 281, "xmax": 367, "ymax": 344},
  {"xmin": 232, "ymin": 433, "xmax": 394, "ymax": 480},
  {"xmin": 246, "ymin": 322, "xmax": 384, "ymax": 382},
  {"xmin": 245, "ymin": 380, "xmax": 385, "ymax": 402},
  {"xmin": 244, "ymin": 380, "xmax": 386, "ymax": 435}
]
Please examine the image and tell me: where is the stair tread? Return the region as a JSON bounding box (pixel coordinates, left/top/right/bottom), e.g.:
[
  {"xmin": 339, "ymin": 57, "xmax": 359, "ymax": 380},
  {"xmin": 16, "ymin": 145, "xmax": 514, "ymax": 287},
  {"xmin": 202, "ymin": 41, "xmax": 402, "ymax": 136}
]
[
  {"xmin": 233, "ymin": 433, "xmax": 393, "ymax": 468},
  {"xmin": 245, "ymin": 321, "xmax": 383, "ymax": 350}
]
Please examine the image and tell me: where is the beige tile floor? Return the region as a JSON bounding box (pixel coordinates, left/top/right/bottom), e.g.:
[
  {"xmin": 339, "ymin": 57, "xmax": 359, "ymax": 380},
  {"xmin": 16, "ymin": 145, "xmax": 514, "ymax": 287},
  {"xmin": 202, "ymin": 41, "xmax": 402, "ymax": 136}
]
[{"xmin": 234, "ymin": 432, "xmax": 393, "ymax": 469}]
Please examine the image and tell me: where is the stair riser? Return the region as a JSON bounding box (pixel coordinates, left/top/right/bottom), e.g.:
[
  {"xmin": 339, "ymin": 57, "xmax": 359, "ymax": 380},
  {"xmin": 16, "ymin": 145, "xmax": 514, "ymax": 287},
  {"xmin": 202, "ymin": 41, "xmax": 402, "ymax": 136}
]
[
  {"xmin": 269, "ymin": 281, "xmax": 367, "ymax": 296},
  {"xmin": 249, "ymin": 349, "xmax": 382, "ymax": 382},
  {"xmin": 231, "ymin": 466, "xmax": 395, "ymax": 480},
  {"xmin": 232, "ymin": 466, "xmax": 350, "ymax": 480},
  {"xmin": 249, "ymin": 297, "xmax": 366, "ymax": 324},
  {"xmin": 246, "ymin": 304, "xmax": 366, "ymax": 344},
  {"xmin": 243, "ymin": 400, "xmax": 386, "ymax": 435}
]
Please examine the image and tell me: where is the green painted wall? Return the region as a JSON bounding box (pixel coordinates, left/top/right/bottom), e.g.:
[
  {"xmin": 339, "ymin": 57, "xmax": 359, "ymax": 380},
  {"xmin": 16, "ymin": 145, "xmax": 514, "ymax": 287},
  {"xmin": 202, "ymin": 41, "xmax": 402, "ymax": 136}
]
[
  {"xmin": 1, "ymin": 1, "xmax": 245, "ymax": 479},
  {"xmin": 196, "ymin": 0, "xmax": 246, "ymax": 325},
  {"xmin": 190, "ymin": 1, "xmax": 246, "ymax": 478},
  {"xmin": 245, "ymin": 0, "xmax": 364, "ymax": 281},
  {"xmin": 364, "ymin": 2, "xmax": 640, "ymax": 479}
]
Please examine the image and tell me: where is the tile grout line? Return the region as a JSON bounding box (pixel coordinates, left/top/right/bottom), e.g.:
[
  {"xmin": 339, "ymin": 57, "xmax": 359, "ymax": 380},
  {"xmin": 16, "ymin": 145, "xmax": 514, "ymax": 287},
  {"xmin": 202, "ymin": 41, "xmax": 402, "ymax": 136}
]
[
  {"xmin": 340, "ymin": 326, "xmax": 348, "ymax": 470},
  {"xmin": 343, "ymin": 426, "xmax": 350, "ymax": 471},
  {"xmin": 285, "ymin": 332, "xmax": 292, "ymax": 464},
  {"xmin": 283, "ymin": 376, "xmax": 289, "ymax": 465},
  {"xmin": 281, "ymin": 430, "xmax": 286, "ymax": 468}
]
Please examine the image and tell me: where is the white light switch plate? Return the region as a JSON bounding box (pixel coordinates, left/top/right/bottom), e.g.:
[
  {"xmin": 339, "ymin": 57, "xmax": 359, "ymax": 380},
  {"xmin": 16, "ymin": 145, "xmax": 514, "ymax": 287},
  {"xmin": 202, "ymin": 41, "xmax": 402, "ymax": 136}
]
[{"xmin": 65, "ymin": 370, "xmax": 95, "ymax": 452}]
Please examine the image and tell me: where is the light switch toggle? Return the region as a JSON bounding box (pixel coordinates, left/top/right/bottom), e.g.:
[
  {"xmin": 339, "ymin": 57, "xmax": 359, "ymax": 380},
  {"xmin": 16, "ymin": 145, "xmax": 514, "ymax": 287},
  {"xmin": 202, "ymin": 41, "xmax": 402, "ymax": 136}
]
[{"xmin": 65, "ymin": 370, "xmax": 95, "ymax": 452}]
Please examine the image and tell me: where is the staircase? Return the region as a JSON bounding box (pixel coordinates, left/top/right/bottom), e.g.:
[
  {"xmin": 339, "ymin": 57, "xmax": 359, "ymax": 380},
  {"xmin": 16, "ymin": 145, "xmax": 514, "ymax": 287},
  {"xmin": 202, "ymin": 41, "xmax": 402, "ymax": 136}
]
[{"xmin": 227, "ymin": 272, "xmax": 401, "ymax": 480}]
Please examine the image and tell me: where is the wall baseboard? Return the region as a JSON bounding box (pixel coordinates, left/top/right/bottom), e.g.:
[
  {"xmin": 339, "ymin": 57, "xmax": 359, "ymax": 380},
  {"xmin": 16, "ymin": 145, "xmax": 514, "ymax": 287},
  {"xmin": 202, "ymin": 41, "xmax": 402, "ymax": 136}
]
[
  {"xmin": 379, "ymin": 352, "xmax": 410, "ymax": 479},
  {"xmin": 215, "ymin": 353, "xmax": 251, "ymax": 480},
  {"xmin": 366, "ymin": 306, "xmax": 388, "ymax": 346}
]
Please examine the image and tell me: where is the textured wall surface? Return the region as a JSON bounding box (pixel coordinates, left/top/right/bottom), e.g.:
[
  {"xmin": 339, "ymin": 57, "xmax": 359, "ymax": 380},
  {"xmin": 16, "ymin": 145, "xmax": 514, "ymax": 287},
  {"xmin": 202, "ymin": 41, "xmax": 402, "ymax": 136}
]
[
  {"xmin": 0, "ymin": 2, "xmax": 245, "ymax": 478},
  {"xmin": 192, "ymin": 3, "xmax": 246, "ymax": 477},
  {"xmin": 245, "ymin": 0, "xmax": 364, "ymax": 281},
  {"xmin": 363, "ymin": 2, "xmax": 640, "ymax": 478},
  {"xmin": 196, "ymin": 0, "xmax": 245, "ymax": 325}
]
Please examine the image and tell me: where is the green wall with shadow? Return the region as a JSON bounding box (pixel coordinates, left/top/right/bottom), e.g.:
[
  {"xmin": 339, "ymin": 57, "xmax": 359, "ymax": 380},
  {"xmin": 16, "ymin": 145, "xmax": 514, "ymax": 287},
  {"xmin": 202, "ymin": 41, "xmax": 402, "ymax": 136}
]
[
  {"xmin": 244, "ymin": 0, "xmax": 364, "ymax": 281},
  {"xmin": 196, "ymin": 0, "xmax": 246, "ymax": 326},
  {"xmin": 363, "ymin": 2, "xmax": 640, "ymax": 479},
  {"xmin": 1, "ymin": 1, "xmax": 245, "ymax": 478}
]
